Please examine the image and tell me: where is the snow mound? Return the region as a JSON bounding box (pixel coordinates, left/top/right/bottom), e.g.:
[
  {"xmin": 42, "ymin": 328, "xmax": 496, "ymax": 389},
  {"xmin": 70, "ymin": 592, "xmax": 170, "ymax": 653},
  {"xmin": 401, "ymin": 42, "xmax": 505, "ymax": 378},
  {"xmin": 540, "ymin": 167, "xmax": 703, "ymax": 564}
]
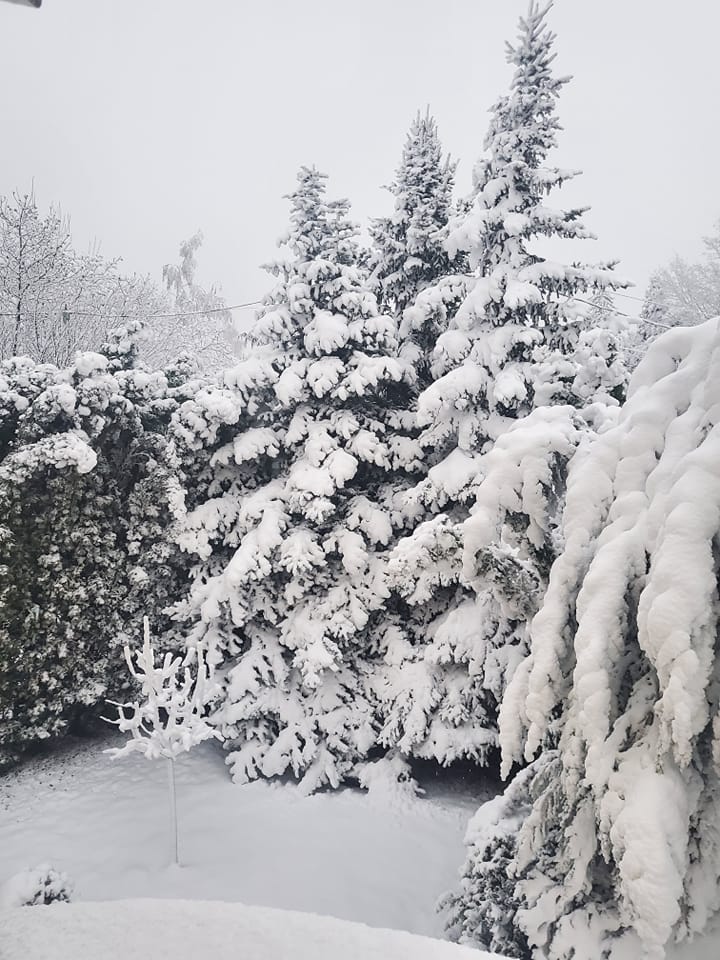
[{"xmin": 0, "ymin": 899, "xmax": 504, "ymax": 960}]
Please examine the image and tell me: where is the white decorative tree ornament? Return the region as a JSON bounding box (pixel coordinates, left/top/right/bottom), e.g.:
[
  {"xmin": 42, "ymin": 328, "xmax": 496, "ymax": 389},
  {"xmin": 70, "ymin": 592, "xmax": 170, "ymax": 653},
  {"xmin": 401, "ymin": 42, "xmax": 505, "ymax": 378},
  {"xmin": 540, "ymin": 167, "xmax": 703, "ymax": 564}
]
[{"xmin": 104, "ymin": 617, "xmax": 220, "ymax": 865}]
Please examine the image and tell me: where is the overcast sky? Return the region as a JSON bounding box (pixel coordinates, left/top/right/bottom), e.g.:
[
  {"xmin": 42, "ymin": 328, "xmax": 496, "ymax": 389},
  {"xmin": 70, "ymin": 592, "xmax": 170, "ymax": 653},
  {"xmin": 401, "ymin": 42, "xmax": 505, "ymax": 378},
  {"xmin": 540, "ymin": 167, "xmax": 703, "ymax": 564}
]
[{"xmin": 1, "ymin": 0, "xmax": 718, "ymax": 327}]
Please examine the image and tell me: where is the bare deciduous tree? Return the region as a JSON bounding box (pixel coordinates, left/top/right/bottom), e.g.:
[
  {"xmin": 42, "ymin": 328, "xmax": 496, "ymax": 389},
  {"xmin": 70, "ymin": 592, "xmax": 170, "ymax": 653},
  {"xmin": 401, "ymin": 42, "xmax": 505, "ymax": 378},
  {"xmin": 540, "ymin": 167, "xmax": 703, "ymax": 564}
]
[
  {"xmin": 641, "ymin": 219, "xmax": 720, "ymax": 332},
  {"xmin": 0, "ymin": 191, "xmax": 162, "ymax": 366},
  {"xmin": 0, "ymin": 193, "xmax": 245, "ymax": 372}
]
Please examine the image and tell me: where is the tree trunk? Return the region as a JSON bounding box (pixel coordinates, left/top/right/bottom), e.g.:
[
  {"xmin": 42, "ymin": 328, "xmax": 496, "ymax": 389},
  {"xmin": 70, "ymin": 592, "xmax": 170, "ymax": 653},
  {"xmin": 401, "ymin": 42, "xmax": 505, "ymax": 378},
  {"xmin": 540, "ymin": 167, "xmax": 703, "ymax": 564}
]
[{"xmin": 167, "ymin": 757, "xmax": 179, "ymax": 866}]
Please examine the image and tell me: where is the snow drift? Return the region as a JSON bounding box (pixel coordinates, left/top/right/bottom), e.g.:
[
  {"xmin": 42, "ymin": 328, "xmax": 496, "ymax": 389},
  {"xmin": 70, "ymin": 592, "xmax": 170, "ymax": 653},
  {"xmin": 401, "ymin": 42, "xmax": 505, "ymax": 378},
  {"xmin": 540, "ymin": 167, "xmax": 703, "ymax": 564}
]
[{"xmin": 0, "ymin": 899, "xmax": 505, "ymax": 960}]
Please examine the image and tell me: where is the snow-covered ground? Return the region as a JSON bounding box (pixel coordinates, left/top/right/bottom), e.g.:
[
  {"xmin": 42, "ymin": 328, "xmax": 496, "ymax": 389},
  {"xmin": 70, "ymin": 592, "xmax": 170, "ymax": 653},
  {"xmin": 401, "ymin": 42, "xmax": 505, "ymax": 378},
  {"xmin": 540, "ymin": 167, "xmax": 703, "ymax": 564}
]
[
  {"xmin": 0, "ymin": 734, "xmax": 496, "ymax": 939},
  {"xmin": 2, "ymin": 734, "xmax": 720, "ymax": 959},
  {"xmin": 0, "ymin": 899, "xmax": 495, "ymax": 960}
]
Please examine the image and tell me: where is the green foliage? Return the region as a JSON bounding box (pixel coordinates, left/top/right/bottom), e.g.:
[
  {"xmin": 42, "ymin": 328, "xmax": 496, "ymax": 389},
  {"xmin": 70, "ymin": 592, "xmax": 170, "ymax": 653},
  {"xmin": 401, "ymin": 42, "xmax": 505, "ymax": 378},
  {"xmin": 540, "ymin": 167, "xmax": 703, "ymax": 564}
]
[{"xmin": 0, "ymin": 342, "xmax": 188, "ymax": 766}]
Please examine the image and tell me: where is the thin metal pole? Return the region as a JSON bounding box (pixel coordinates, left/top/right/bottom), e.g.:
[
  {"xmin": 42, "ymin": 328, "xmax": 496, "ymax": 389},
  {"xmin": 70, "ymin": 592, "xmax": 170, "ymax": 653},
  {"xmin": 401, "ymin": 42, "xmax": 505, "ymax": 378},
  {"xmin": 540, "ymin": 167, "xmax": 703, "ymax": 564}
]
[{"xmin": 167, "ymin": 757, "xmax": 179, "ymax": 866}]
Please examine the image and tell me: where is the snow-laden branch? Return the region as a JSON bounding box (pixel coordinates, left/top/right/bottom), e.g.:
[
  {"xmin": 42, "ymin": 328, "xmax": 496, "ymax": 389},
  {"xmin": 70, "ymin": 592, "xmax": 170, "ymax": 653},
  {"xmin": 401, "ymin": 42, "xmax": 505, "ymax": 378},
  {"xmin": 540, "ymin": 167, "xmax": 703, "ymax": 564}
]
[{"xmin": 104, "ymin": 617, "xmax": 220, "ymax": 761}]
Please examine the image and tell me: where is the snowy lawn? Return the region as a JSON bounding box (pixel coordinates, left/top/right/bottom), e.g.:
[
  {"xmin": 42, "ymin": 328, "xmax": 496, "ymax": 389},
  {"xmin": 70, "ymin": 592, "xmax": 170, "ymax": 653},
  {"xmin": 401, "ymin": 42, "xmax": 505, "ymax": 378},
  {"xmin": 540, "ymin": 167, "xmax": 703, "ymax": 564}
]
[
  {"xmin": 4, "ymin": 736, "xmax": 719, "ymax": 959},
  {"xmin": 0, "ymin": 734, "xmax": 496, "ymax": 939},
  {"xmin": 0, "ymin": 899, "xmax": 494, "ymax": 960}
]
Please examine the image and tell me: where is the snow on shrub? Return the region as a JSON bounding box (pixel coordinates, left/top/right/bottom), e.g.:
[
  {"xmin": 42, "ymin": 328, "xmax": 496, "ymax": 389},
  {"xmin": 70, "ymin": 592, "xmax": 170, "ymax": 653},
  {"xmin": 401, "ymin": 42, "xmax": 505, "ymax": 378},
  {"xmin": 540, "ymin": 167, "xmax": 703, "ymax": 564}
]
[
  {"xmin": 105, "ymin": 616, "xmax": 220, "ymax": 865},
  {"xmin": 355, "ymin": 753, "xmax": 422, "ymax": 807},
  {"xmin": 0, "ymin": 339, "xmax": 187, "ymax": 765},
  {"xmin": 0, "ymin": 863, "xmax": 74, "ymax": 908}
]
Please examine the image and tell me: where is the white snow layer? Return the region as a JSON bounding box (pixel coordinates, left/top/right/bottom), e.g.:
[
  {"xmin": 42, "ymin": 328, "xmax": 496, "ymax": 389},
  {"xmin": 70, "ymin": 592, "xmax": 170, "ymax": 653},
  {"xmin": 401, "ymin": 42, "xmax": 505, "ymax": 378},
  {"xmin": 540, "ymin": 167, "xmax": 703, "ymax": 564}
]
[
  {"xmin": 0, "ymin": 736, "xmax": 494, "ymax": 940},
  {"xmin": 0, "ymin": 899, "xmax": 498, "ymax": 960}
]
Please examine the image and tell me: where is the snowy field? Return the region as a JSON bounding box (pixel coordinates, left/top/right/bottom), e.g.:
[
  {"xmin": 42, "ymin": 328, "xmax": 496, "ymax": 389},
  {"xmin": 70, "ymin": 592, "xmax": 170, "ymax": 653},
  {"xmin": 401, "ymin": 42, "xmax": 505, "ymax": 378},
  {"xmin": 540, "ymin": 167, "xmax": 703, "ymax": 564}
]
[{"xmin": 0, "ymin": 734, "xmax": 495, "ymax": 938}]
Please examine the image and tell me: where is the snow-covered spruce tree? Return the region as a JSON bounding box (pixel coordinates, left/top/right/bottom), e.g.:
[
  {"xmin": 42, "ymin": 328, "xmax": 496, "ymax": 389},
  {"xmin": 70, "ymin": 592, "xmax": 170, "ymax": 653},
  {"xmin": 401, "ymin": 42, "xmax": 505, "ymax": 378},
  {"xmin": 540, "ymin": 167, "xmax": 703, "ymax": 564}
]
[
  {"xmin": 379, "ymin": 404, "xmax": 582, "ymax": 770},
  {"xmin": 448, "ymin": 317, "xmax": 720, "ymax": 959},
  {"xmin": 167, "ymin": 353, "xmax": 281, "ymax": 654},
  {"xmin": 377, "ymin": 1, "xmax": 628, "ymax": 771},
  {"xmin": 174, "ymin": 167, "xmax": 418, "ymax": 792},
  {"xmin": 369, "ymin": 110, "xmax": 464, "ymax": 389},
  {"xmin": 0, "ymin": 331, "xmax": 186, "ymax": 766}
]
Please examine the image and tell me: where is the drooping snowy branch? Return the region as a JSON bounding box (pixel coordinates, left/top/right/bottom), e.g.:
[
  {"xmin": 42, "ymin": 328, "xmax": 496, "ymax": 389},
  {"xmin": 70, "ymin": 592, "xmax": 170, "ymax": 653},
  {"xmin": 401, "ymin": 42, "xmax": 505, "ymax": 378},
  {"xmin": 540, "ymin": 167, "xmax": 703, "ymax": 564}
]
[{"xmin": 452, "ymin": 317, "xmax": 720, "ymax": 959}]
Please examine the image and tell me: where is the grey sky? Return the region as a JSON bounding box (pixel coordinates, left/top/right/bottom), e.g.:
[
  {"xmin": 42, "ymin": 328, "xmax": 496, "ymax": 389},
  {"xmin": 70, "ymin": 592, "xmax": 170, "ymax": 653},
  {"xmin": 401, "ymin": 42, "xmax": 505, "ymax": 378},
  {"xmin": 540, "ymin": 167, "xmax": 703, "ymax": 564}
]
[{"xmin": 1, "ymin": 0, "xmax": 718, "ymax": 328}]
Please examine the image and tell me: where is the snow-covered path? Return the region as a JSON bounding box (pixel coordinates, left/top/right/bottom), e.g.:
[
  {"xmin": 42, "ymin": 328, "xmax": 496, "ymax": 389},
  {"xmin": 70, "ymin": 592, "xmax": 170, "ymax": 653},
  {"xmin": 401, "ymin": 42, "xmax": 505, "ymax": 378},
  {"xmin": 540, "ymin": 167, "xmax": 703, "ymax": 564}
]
[{"xmin": 0, "ymin": 735, "xmax": 495, "ymax": 940}]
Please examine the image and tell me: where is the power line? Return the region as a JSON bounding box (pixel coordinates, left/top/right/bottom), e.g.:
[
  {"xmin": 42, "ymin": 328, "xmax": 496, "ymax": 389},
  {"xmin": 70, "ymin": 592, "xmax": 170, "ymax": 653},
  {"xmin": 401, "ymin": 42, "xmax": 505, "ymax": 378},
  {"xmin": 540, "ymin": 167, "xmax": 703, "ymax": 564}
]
[
  {"xmin": 569, "ymin": 295, "xmax": 671, "ymax": 330},
  {"xmin": 0, "ymin": 288, "xmax": 671, "ymax": 331},
  {"xmin": 74, "ymin": 299, "xmax": 263, "ymax": 320},
  {"xmin": 0, "ymin": 299, "xmax": 263, "ymax": 321},
  {"xmin": 568, "ymin": 295, "xmax": 631, "ymax": 318},
  {"xmin": 612, "ymin": 290, "xmax": 649, "ymax": 304}
]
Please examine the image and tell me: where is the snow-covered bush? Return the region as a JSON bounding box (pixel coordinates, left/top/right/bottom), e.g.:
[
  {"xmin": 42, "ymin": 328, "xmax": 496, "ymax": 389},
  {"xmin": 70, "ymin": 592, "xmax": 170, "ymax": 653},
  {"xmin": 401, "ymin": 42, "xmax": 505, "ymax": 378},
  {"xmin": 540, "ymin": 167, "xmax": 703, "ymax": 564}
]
[
  {"xmin": 105, "ymin": 616, "xmax": 220, "ymax": 762},
  {"xmin": 0, "ymin": 329, "xmax": 189, "ymax": 767},
  {"xmin": 449, "ymin": 316, "xmax": 720, "ymax": 958},
  {"xmin": 0, "ymin": 863, "xmax": 74, "ymax": 908},
  {"xmin": 443, "ymin": 760, "xmax": 539, "ymax": 958},
  {"xmin": 355, "ymin": 753, "xmax": 422, "ymax": 807}
]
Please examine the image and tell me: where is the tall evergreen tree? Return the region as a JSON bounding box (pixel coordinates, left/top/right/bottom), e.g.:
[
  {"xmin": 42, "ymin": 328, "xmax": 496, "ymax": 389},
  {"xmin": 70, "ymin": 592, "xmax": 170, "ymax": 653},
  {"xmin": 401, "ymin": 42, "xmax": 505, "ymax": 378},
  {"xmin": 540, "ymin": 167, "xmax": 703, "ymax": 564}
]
[
  {"xmin": 424, "ymin": 0, "xmax": 627, "ymax": 453},
  {"xmin": 173, "ymin": 168, "xmax": 419, "ymax": 792},
  {"xmin": 377, "ymin": 1, "xmax": 628, "ymax": 770}
]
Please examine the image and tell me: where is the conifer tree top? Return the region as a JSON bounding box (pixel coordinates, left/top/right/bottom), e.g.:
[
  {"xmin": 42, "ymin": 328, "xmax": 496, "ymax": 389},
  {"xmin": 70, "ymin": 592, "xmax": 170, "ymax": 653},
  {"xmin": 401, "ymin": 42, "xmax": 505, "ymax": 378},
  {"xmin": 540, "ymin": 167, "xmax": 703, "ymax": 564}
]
[
  {"xmin": 493, "ymin": 1, "xmax": 567, "ymax": 167},
  {"xmin": 253, "ymin": 166, "xmax": 389, "ymax": 362},
  {"xmin": 445, "ymin": 0, "xmax": 624, "ymax": 328},
  {"xmin": 282, "ymin": 166, "xmax": 333, "ymax": 263},
  {"xmin": 412, "ymin": 0, "xmax": 628, "ymax": 460},
  {"xmin": 369, "ymin": 110, "xmax": 457, "ymax": 317}
]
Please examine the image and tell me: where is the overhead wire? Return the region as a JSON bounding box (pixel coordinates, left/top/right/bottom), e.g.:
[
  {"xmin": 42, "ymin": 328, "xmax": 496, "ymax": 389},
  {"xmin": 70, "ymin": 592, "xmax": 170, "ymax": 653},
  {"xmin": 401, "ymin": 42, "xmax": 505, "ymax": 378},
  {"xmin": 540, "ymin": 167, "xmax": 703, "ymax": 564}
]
[
  {"xmin": 0, "ymin": 299, "xmax": 263, "ymax": 321},
  {"xmin": 567, "ymin": 295, "xmax": 671, "ymax": 330},
  {"xmin": 0, "ymin": 286, "xmax": 671, "ymax": 331}
]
